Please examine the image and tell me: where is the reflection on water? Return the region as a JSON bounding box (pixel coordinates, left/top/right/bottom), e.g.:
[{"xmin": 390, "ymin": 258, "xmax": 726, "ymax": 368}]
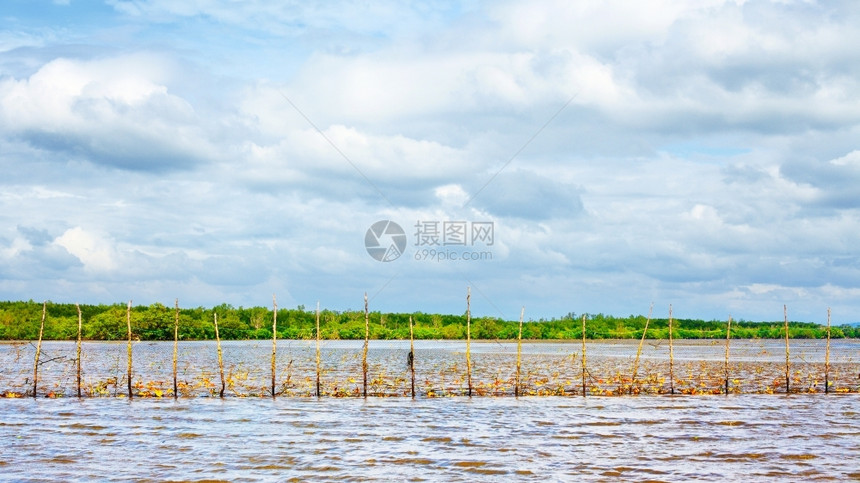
[{"xmin": 0, "ymin": 396, "xmax": 858, "ymax": 481}]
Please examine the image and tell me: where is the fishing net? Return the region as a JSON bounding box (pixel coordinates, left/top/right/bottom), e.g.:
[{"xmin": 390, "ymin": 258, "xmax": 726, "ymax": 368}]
[{"xmin": 2, "ymin": 337, "xmax": 858, "ymax": 398}]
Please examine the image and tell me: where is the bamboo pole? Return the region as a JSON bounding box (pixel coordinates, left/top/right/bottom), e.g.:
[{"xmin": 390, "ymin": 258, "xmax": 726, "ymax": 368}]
[
  {"xmin": 668, "ymin": 304, "xmax": 674, "ymax": 395},
  {"xmin": 515, "ymin": 306, "xmax": 524, "ymax": 397},
  {"xmin": 631, "ymin": 303, "xmax": 653, "ymax": 395},
  {"xmin": 173, "ymin": 299, "xmax": 179, "ymax": 399},
  {"xmin": 724, "ymin": 315, "xmax": 732, "ymax": 395},
  {"xmin": 271, "ymin": 294, "xmax": 277, "ymax": 398},
  {"xmin": 316, "ymin": 301, "xmax": 321, "ymax": 398},
  {"xmin": 581, "ymin": 314, "xmax": 588, "ymax": 397},
  {"xmin": 126, "ymin": 300, "xmax": 133, "ymax": 399},
  {"xmin": 214, "ymin": 312, "xmax": 225, "ymax": 398},
  {"xmin": 409, "ymin": 315, "xmax": 416, "ymax": 399},
  {"xmin": 825, "ymin": 307, "xmax": 831, "ymax": 394},
  {"xmin": 784, "ymin": 305, "xmax": 790, "ymax": 394},
  {"xmin": 363, "ymin": 293, "xmax": 369, "ymax": 398},
  {"xmin": 76, "ymin": 303, "xmax": 82, "ymax": 398},
  {"xmin": 32, "ymin": 301, "xmax": 46, "ymax": 398},
  {"xmin": 466, "ymin": 287, "xmax": 472, "ymax": 398}
]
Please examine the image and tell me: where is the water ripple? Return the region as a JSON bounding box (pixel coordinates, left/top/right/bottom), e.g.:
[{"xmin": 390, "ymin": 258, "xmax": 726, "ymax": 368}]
[{"xmin": 0, "ymin": 396, "xmax": 858, "ymax": 481}]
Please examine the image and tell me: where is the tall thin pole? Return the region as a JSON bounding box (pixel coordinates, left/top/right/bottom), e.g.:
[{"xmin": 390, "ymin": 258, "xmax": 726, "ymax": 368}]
[
  {"xmin": 724, "ymin": 315, "xmax": 732, "ymax": 395},
  {"xmin": 784, "ymin": 305, "xmax": 790, "ymax": 394},
  {"xmin": 466, "ymin": 287, "xmax": 472, "ymax": 398},
  {"xmin": 363, "ymin": 293, "xmax": 369, "ymax": 398},
  {"xmin": 271, "ymin": 294, "xmax": 277, "ymax": 398},
  {"xmin": 409, "ymin": 315, "xmax": 416, "ymax": 399},
  {"xmin": 76, "ymin": 303, "xmax": 82, "ymax": 398},
  {"xmin": 214, "ymin": 312, "xmax": 225, "ymax": 398},
  {"xmin": 316, "ymin": 301, "xmax": 321, "ymax": 398},
  {"xmin": 631, "ymin": 302, "xmax": 653, "ymax": 394},
  {"xmin": 825, "ymin": 307, "xmax": 831, "ymax": 394},
  {"xmin": 33, "ymin": 301, "xmax": 46, "ymax": 398},
  {"xmin": 173, "ymin": 299, "xmax": 179, "ymax": 398},
  {"xmin": 126, "ymin": 300, "xmax": 133, "ymax": 399},
  {"xmin": 515, "ymin": 306, "xmax": 524, "ymax": 397},
  {"xmin": 581, "ymin": 314, "xmax": 587, "ymax": 397},
  {"xmin": 668, "ymin": 304, "xmax": 674, "ymax": 395}
]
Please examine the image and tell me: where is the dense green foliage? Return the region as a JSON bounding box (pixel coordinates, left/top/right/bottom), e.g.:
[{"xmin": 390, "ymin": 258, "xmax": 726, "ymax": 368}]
[{"xmin": 0, "ymin": 300, "xmax": 857, "ymax": 341}]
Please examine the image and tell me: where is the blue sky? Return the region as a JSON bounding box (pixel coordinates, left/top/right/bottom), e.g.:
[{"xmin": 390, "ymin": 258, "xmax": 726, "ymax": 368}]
[{"xmin": 2, "ymin": 0, "xmax": 860, "ymax": 323}]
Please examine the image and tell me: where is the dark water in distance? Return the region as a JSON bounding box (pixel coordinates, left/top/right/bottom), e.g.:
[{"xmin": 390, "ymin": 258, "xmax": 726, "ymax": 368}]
[{"xmin": 1, "ymin": 395, "xmax": 858, "ymax": 481}]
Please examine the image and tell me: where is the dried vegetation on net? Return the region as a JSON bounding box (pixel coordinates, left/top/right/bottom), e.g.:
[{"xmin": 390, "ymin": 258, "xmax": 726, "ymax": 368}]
[
  {"xmin": 1, "ymin": 299, "xmax": 858, "ymax": 399},
  {"xmin": 2, "ymin": 339, "xmax": 859, "ymax": 398}
]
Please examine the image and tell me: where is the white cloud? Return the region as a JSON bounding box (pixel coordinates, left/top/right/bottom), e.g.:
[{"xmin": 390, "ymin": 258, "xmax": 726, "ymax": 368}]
[
  {"xmin": 282, "ymin": 48, "xmax": 630, "ymax": 128},
  {"xmin": 434, "ymin": 184, "xmax": 469, "ymax": 206},
  {"xmin": 236, "ymin": 123, "xmax": 475, "ymax": 196},
  {"xmin": 830, "ymin": 150, "xmax": 860, "ymax": 168},
  {"xmin": 0, "ymin": 54, "xmax": 219, "ymax": 170},
  {"xmin": 1, "ymin": 0, "xmax": 860, "ymax": 322},
  {"xmin": 0, "ymin": 236, "xmax": 31, "ymax": 259},
  {"xmin": 53, "ymin": 227, "xmax": 119, "ymax": 272}
]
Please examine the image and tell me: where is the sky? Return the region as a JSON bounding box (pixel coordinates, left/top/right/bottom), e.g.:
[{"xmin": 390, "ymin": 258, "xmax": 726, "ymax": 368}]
[{"xmin": 1, "ymin": 0, "xmax": 859, "ymax": 323}]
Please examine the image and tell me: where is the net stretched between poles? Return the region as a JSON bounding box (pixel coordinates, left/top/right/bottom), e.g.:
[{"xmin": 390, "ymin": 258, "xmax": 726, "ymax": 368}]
[{"xmin": 2, "ymin": 338, "xmax": 858, "ymax": 398}]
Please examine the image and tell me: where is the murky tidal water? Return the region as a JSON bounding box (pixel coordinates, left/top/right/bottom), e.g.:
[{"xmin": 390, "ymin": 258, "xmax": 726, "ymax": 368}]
[
  {"xmin": 3, "ymin": 340, "xmax": 859, "ymax": 397},
  {"xmin": 1, "ymin": 341, "xmax": 859, "ymax": 481},
  {"xmin": 1, "ymin": 395, "xmax": 858, "ymax": 481}
]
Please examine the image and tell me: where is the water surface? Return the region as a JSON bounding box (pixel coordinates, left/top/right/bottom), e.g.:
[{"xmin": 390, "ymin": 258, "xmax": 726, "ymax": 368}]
[
  {"xmin": 1, "ymin": 395, "xmax": 857, "ymax": 481},
  {"xmin": 3, "ymin": 340, "xmax": 858, "ymax": 397}
]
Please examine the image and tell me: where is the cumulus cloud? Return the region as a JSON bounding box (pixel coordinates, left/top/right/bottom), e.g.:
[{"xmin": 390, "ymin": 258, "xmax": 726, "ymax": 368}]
[
  {"xmin": 0, "ymin": 54, "xmax": 218, "ymax": 171},
  {"xmin": 53, "ymin": 227, "xmax": 119, "ymax": 272},
  {"xmin": 2, "ymin": 0, "xmax": 860, "ymax": 322}
]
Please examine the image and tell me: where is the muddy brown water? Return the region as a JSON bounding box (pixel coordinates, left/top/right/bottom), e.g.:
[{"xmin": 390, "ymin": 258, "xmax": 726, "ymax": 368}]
[
  {"xmin": 1, "ymin": 340, "xmax": 858, "ymax": 480},
  {"xmin": 1, "ymin": 395, "xmax": 858, "ymax": 481}
]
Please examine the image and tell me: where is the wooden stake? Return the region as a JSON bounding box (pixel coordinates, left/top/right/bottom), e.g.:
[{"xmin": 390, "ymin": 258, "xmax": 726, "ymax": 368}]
[
  {"xmin": 173, "ymin": 299, "xmax": 179, "ymax": 399},
  {"xmin": 126, "ymin": 300, "xmax": 133, "ymax": 399},
  {"xmin": 668, "ymin": 304, "xmax": 674, "ymax": 395},
  {"xmin": 631, "ymin": 303, "xmax": 653, "ymax": 395},
  {"xmin": 409, "ymin": 315, "xmax": 416, "ymax": 399},
  {"xmin": 76, "ymin": 303, "xmax": 82, "ymax": 398},
  {"xmin": 271, "ymin": 294, "xmax": 277, "ymax": 398},
  {"xmin": 581, "ymin": 314, "xmax": 587, "ymax": 397},
  {"xmin": 32, "ymin": 301, "xmax": 46, "ymax": 398},
  {"xmin": 725, "ymin": 315, "xmax": 732, "ymax": 395},
  {"xmin": 825, "ymin": 307, "xmax": 831, "ymax": 394},
  {"xmin": 363, "ymin": 293, "xmax": 369, "ymax": 398},
  {"xmin": 466, "ymin": 287, "xmax": 472, "ymax": 398},
  {"xmin": 316, "ymin": 301, "xmax": 321, "ymax": 398},
  {"xmin": 784, "ymin": 304, "xmax": 790, "ymax": 394},
  {"xmin": 214, "ymin": 312, "xmax": 225, "ymax": 398},
  {"xmin": 515, "ymin": 306, "xmax": 524, "ymax": 397}
]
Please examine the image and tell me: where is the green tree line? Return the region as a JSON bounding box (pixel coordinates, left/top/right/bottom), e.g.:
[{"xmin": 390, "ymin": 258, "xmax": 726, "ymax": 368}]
[{"xmin": 0, "ymin": 300, "xmax": 857, "ymax": 341}]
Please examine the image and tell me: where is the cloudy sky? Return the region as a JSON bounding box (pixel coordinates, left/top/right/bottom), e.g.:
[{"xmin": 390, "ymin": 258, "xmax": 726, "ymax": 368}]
[{"xmin": 2, "ymin": 0, "xmax": 859, "ymax": 323}]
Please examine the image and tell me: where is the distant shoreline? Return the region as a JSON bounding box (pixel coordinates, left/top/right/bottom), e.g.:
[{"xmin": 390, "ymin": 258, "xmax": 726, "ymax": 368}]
[{"xmin": 2, "ymin": 300, "xmax": 857, "ymax": 341}]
